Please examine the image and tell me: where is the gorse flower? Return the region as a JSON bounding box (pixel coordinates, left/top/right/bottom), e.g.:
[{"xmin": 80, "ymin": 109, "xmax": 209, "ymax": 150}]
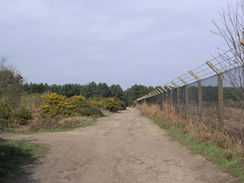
[{"xmin": 40, "ymin": 93, "xmax": 103, "ymax": 117}]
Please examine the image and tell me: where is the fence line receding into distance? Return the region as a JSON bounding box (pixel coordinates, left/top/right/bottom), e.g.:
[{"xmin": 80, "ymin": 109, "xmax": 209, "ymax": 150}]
[{"xmin": 136, "ymin": 43, "xmax": 244, "ymax": 142}]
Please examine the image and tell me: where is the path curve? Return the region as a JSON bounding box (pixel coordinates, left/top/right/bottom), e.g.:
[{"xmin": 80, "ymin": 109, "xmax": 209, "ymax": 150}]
[{"xmin": 4, "ymin": 108, "xmax": 239, "ymax": 183}]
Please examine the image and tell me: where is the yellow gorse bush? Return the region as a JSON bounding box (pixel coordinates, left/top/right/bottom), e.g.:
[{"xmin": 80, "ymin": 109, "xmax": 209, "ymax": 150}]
[
  {"xmin": 41, "ymin": 93, "xmax": 70, "ymax": 117},
  {"xmin": 97, "ymin": 97, "xmax": 126, "ymax": 112},
  {"xmin": 40, "ymin": 93, "xmax": 125, "ymax": 118},
  {"xmin": 89, "ymin": 99, "xmax": 102, "ymax": 108},
  {"xmin": 40, "ymin": 93, "xmax": 102, "ymax": 118}
]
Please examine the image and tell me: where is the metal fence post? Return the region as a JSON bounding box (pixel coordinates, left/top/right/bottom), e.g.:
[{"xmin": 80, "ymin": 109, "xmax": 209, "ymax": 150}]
[
  {"xmin": 185, "ymin": 85, "xmax": 189, "ymax": 117},
  {"xmin": 164, "ymin": 89, "xmax": 169, "ymax": 104},
  {"xmin": 156, "ymin": 90, "xmax": 160, "ymax": 106},
  {"xmin": 218, "ymin": 73, "xmax": 224, "ymax": 125},
  {"xmin": 156, "ymin": 89, "xmax": 163, "ymax": 110},
  {"xmin": 178, "ymin": 77, "xmax": 189, "ymax": 118},
  {"xmin": 198, "ymin": 80, "xmax": 203, "ymax": 117},
  {"xmin": 171, "ymin": 81, "xmax": 180, "ymax": 112},
  {"xmin": 165, "ymin": 85, "xmax": 173, "ymax": 105},
  {"xmin": 161, "ymin": 87, "xmax": 168, "ymax": 107},
  {"xmin": 206, "ymin": 61, "xmax": 224, "ymax": 126},
  {"xmin": 189, "ymin": 71, "xmax": 202, "ymax": 117},
  {"xmin": 170, "ymin": 90, "xmax": 173, "ymax": 105},
  {"xmin": 159, "ymin": 88, "xmax": 164, "ymax": 110},
  {"xmin": 177, "ymin": 87, "xmax": 180, "ymax": 109},
  {"xmin": 159, "ymin": 93, "xmax": 162, "ymax": 110}
]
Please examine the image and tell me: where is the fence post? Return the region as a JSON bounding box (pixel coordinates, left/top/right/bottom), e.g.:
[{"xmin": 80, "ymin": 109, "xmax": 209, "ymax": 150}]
[
  {"xmin": 189, "ymin": 71, "xmax": 202, "ymax": 117},
  {"xmin": 206, "ymin": 61, "xmax": 224, "ymax": 126},
  {"xmin": 218, "ymin": 73, "xmax": 224, "ymax": 125},
  {"xmin": 171, "ymin": 81, "xmax": 180, "ymax": 111},
  {"xmin": 159, "ymin": 93, "xmax": 162, "ymax": 110},
  {"xmin": 161, "ymin": 87, "xmax": 168, "ymax": 109},
  {"xmin": 165, "ymin": 85, "xmax": 173, "ymax": 105},
  {"xmin": 185, "ymin": 85, "xmax": 189, "ymax": 117},
  {"xmin": 151, "ymin": 93, "xmax": 154, "ymax": 104},
  {"xmin": 163, "ymin": 86, "xmax": 169, "ymax": 104},
  {"xmin": 148, "ymin": 93, "xmax": 152, "ymax": 104},
  {"xmin": 170, "ymin": 90, "xmax": 173, "ymax": 105},
  {"xmin": 152, "ymin": 93, "xmax": 155, "ymax": 103},
  {"xmin": 158, "ymin": 88, "xmax": 164, "ymax": 110},
  {"xmin": 156, "ymin": 89, "xmax": 162, "ymax": 110},
  {"xmin": 148, "ymin": 93, "xmax": 151, "ymax": 104},
  {"xmin": 178, "ymin": 77, "xmax": 189, "ymax": 118},
  {"xmin": 155, "ymin": 90, "xmax": 159, "ymax": 105},
  {"xmin": 198, "ymin": 80, "xmax": 203, "ymax": 117},
  {"xmin": 156, "ymin": 90, "xmax": 161, "ymax": 106},
  {"xmin": 177, "ymin": 87, "xmax": 180, "ymax": 109},
  {"xmin": 153, "ymin": 91, "xmax": 156, "ymax": 104}
]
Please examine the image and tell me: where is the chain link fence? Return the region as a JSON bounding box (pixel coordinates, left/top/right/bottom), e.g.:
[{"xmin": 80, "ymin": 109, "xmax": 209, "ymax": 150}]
[{"xmin": 137, "ymin": 50, "xmax": 244, "ymax": 142}]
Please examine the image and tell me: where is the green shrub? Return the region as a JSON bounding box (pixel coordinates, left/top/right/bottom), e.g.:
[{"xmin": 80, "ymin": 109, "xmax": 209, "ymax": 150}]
[
  {"xmin": 13, "ymin": 108, "xmax": 32, "ymax": 125},
  {"xmin": 100, "ymin": 97, "xmax": 126, "ymax": 112},
  {"xmin": 0, "ymin": 99, "xmax": 12, "ymax": 129}
]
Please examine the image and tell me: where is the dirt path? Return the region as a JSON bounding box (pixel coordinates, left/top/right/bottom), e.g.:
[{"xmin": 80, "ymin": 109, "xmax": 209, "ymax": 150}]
[{"xmin": 4, "ymin": 108, "xmax": 239, "ymax": 183}]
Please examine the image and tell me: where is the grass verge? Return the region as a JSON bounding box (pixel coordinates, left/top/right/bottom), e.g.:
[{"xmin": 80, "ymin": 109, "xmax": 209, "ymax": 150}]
[
  {"xmin": 143, "ymin": 113, "xmax": 244, "ymax": 182},
  {"xmin": 0, "ymin": 138, "xmax": 49, "ymax": 182},
  {"xmin": 2, "ymin": 119, "xmax": 97, "ymax": 134},
  {"xmin": 2, "ymin": 111, "xmax": 113, "ymax": 134},
  {"xmin": 32, "ymin": 119, "xmax": 97, "ymax": 133}
]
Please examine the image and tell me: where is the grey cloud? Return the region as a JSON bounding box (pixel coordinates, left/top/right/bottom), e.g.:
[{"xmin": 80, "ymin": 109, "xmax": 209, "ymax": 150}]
[{"xmin": 0, "ymin": 0, "xmax": 233, "ymax": 89}]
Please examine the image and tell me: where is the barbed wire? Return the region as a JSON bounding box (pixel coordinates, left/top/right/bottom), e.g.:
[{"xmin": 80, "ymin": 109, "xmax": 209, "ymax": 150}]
[
  {"xmin": 139, "ymin": 47, "xmax": 243, "ymax": 99},
  {"xmin": 168, "ymin": 49, "xmax": 239, "ymax": 87}
]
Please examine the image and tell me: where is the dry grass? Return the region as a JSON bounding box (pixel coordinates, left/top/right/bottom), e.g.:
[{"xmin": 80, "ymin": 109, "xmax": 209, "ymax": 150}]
[
  {"xmin": 187, "ymin": 104, "xmax": 244, "ymax": 129},
  {"xmin": 224, "ymin": 107, "xmax": 244, "ymax": 129},
  {"xmin": 224, "ymin": 107, "xmax": 244, "ymax": 122},
  {"xmin": 28, "ymin": 116, "xmax": 94, "ymax": 131},
  {"xmin": 136, "ymin": 103, "xmax": 244, "ymax": 155},
  {"xmin": 137, "ymin": 103, "xmax": 244, "ymax": 181}
]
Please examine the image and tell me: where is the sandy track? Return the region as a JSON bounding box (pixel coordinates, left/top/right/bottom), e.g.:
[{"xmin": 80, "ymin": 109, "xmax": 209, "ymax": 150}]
[{"xmin": 4, "ymin": 108, "xmax": 239, "ymax": 183}]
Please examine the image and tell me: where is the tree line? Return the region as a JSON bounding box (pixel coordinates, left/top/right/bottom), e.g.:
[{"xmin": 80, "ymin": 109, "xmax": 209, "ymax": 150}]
[
  {"xmin": 23, "ymin": 82, "xmax": 156, "ymax": 106},
  {"xmin": 0, "ymin": 59, "xmax": 157, "ymax": 107},
  {"xmin": 1, "ymin": 57, "xmax": 241, "ymax": 109}
]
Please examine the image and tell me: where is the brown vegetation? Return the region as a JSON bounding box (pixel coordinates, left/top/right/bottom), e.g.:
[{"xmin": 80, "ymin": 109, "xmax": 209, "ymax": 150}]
[
  {"xmin": 136, "ymin": 103, "xmax": 244, "ymax": 156},
  {"xmin": 28, "ymin": 115, "xmax": 94, "ymax": 131}
]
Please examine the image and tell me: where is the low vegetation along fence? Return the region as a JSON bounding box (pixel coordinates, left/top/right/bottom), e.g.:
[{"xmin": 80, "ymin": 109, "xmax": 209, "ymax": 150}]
[{"xmin": 136, "ymin": 49, "xmax": 244, "ymax": 143}]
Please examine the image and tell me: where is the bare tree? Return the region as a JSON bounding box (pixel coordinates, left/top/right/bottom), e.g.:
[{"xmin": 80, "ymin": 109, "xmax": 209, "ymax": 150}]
[{"xmin": 212, "ymin": 0, "xmax": 244, "ymax": 100}]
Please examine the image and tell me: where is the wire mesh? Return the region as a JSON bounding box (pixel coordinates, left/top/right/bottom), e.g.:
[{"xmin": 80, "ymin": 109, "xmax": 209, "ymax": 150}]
[
  {"xmin": 172, "ymin": 89, "xmax": 177, "ymax": 105},
  {"xmin": 201, "ymin": 74, "xmax": 219, "ymax": 124},
  {"xmin": 188, "ymin": 81, "xmax": 199, "ymax": 116},
  {"xmin": 223, "ymin": 67, "xmax": 244, "ymax": 132},
  {"xmin": 138, "ymin": 49, "xmax": 244, "ymax": 141}
]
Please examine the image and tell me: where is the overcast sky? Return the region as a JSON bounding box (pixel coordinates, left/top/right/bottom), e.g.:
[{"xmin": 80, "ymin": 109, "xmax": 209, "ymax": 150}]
[{"xmin": 0, "ymin": 0, "xmax": 233, "ymax": 89}]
